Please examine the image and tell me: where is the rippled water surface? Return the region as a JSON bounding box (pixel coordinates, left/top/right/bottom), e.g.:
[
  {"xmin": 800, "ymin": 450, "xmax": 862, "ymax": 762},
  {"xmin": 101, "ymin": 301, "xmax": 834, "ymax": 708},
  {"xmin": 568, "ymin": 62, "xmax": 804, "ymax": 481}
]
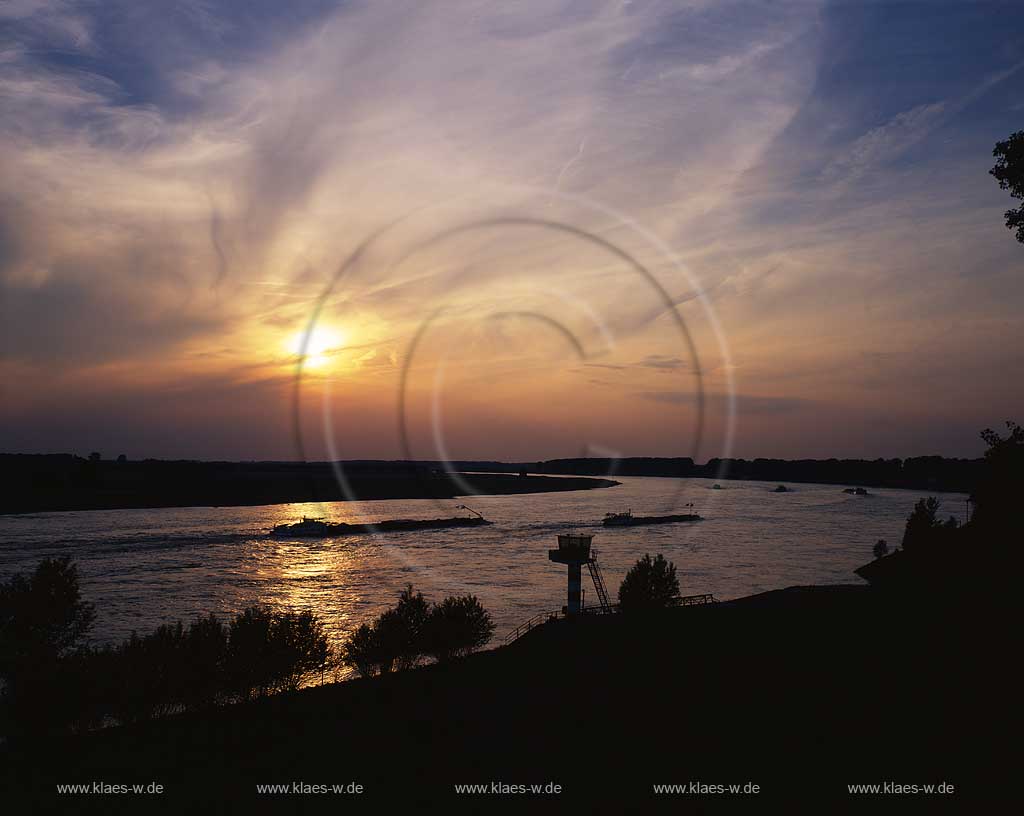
[{"xmin": 0, "ymin": 478, "xmax": 967, "ymax": 648}]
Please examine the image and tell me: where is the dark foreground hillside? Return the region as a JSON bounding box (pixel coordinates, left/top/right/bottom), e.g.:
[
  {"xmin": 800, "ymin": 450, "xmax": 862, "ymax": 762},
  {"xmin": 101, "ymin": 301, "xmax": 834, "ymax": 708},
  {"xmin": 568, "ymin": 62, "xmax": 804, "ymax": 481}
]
[{"xmin": 4, "ymin": 586, "xmax": 1009, "ymax": 810}]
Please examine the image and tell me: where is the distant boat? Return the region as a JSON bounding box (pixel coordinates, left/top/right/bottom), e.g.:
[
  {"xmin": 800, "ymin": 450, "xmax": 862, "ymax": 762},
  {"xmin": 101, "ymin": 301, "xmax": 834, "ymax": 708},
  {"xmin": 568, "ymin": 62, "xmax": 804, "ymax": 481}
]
[
  {"xmin": 773, "ymin": 485, "xmax": 791, "ymax": 493},
  {"xmin": 603, "ymin": 508, "xmax": 702, "ymax": 527},
  {"xmin": 712, "ymin": 484, "xmax": 723, "ymax": 490},
  {"xmin": 843, "ymin": 487, "xmax": 871, "ymax": 496},
  {"xmin": 270, "ymin": 514, "xmax": 492, "ymax": 538},
  {"xmin": 271, "ymin": 516, "xmax": 332, "ymax": 537}
]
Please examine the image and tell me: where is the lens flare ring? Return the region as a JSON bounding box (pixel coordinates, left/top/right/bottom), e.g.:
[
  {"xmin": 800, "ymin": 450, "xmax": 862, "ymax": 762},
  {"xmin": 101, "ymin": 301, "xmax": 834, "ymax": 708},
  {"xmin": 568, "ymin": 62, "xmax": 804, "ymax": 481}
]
[{"xmin": 292, "ymin": 186, "xmax": 736, "ymax": 585}]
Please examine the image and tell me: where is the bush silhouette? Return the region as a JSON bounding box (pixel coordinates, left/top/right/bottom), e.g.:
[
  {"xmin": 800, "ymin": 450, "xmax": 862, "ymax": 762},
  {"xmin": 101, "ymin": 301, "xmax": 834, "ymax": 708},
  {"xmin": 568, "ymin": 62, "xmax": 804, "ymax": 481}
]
[
  {"xmin": 51, "ymin": 645, "xmax": 115, "ymax": 734},
  {"xmin": 100, "ymin": 615, "xmax": 230, "ymax": 722},
  {"xmin": 113, "ymin": 622, "xmax": 187, "ymax": 723},
  {"xmin": 181, "ymin": 614, "xmax": 229, "ymax": 709},
  {"xmin": 226, "ymin": 606, "xmax": 274, "ymax": 700},
  {"xmin": 92, "ymin": 607, "xmax": 330, "ymax": 722},
  {"xmin": 1, "ymin": 559, "xmax": 333, "ymax": 733},
  {"xmin": 226, "ymin": 606, "xmax": 330, "ymax": 700},
  {"xmin": 108, "ymin": 607, "xmax": 329, "ymax": 718},
  {"xmin": 424, "ymin": 595, "xmax": 495, "ymax": 662},
  {"xmin": 618, "ymin": 553, "xmax": 681, "ymax": 612},
  {"xmin": 263, "ymin": 609, "xmax": 331, "ymax": 691}
]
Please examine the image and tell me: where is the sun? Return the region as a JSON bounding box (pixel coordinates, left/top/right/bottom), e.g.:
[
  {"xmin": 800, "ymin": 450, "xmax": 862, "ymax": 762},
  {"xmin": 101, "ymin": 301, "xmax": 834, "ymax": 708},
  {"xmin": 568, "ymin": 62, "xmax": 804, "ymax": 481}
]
[{"xmin": 287, "ymin": 325, "xmax": 345, "ymax": 368}]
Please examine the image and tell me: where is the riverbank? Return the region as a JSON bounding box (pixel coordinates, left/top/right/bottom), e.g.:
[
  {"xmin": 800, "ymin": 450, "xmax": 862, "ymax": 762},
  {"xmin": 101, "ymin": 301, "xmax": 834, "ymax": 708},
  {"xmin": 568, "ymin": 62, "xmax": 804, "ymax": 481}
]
[
  {"xmin": 4, "ymin": 584, "xmax": 1009, "ymax": 809},
  {"xmin": 0, "ymin": 456, "xmax": 619, "ymax": 514},
  {"xmin": 462, "ymin": 455, "xmax": 982, "ymax": 494}
]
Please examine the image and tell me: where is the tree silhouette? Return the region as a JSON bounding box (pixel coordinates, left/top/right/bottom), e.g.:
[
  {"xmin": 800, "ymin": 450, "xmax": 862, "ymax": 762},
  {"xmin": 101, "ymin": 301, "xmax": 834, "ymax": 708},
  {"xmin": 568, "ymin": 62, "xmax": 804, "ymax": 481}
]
[
  {"xmin": 990, "ymin": 131, "xmax": 1024, "ymax": 243},
  {"xmin": 901, "ymin": 498, "xmax": 942, "ymax": 553},
  {"xmin": 857, "ymin": 422, "xmax": 1020, "ymax": 590},
  {"xmin": 341, "ymin": 622, "xmax": 389, "ymax": 678},
  {"xmin": 0, "ymin": 556, "xmax": 95, "ymax": 664},
  {"xmin": 0, "ymin": 557, "xmax": 97, "ymax": 737},
  {"xmin": 341, "ymin": 586, "xmax": 495, "ymax": 676},
  {"xmin": 973, "ymin": 421, "xmax": 1023, "ymax": 536},
  {"xmin": 901, "ymin": 497, "xmax": 960, "ymax": 554},
  {"xmin": 388, "ymin": 584, "xmax": 431, "ymax": 671},
  {"xmin": 424, "ymin": 595, "xmax": 495, "ymax": 662},
  {"xmin": 340, "ymin": 585, "xmax": 430, "ymax": 677},
  {"xmin": 618, "ymin": 553, "xmax": 680, "ymax": 612}
]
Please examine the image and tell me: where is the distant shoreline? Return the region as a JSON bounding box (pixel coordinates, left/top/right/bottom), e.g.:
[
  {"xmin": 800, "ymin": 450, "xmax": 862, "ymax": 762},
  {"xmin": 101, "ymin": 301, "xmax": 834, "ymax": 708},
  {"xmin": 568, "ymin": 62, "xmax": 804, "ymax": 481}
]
[
  {"xmin": 1, "ymin": 450, "xmax": 979, "ymax": 515},
  {"xmin": 455, "ymin": 455, "xmax": 980, "ymax": 494},
  {"xmin": 0, "ymin": 457, "xmax": 619, "ymax": 515}
]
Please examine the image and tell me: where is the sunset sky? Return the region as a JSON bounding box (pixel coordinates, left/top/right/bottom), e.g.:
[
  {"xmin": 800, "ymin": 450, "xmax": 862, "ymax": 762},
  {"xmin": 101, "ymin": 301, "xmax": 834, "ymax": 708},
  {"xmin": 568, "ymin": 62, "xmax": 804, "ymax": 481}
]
[{"xmin": 1, "ymin": 1, "xmax": 1022, "ymax": 463}]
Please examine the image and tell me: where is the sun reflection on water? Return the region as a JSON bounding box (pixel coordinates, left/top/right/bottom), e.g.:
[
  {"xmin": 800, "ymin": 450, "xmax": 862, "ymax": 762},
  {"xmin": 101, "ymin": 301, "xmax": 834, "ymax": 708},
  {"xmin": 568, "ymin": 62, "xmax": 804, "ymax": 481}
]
[{"xmin": 1, "ymin": 478, "xmax": 960, "ymax": 690}]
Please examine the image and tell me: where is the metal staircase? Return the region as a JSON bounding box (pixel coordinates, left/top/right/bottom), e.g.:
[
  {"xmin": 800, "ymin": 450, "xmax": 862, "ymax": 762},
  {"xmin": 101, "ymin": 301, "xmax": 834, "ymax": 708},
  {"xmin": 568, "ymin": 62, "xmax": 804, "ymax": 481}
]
[{"xmin": 587, "ymin": 547, "xmax": 613, "ymax": 611}]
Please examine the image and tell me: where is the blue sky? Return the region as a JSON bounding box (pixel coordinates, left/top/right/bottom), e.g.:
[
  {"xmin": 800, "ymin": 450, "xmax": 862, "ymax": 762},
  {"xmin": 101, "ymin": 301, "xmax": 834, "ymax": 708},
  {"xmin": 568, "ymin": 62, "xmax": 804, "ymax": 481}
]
[{"xmin": 1, "ymin": 1, "xmax": 1022, "ymax": 461}]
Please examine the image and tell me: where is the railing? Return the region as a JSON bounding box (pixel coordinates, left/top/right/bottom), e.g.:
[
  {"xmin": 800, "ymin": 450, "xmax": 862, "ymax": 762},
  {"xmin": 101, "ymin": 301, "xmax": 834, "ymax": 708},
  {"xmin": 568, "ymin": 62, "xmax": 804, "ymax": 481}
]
[
  {"xmin": 502, "ymin": 609, "xmax": 563, "ymax": 644},
  {"xmin": 675, "ymin": 593, "xmax": 716, "ymax": 606},
  {"xmin": 587, "ymin": 548, "xmax": 613, "ymax": 611},
  {"xmin": 502, "ymin": 593, "xmax": 716, "ymax": 645},
  {"xmin": 583, "ymin": 593, "xmax": 715, "ymax": 615}
]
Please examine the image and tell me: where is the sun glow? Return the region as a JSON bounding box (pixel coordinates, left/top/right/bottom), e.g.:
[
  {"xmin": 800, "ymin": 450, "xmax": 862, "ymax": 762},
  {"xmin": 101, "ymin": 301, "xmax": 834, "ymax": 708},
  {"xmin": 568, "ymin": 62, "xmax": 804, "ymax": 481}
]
[{"xmin": 288, "ymin": 325, "xmax": 346, "ymax": 369}]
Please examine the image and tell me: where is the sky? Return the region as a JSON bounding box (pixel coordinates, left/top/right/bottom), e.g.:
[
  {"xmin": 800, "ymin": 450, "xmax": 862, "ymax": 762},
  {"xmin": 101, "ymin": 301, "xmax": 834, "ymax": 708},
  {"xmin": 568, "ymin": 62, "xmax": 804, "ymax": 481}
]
[{"xmin": 1, "ymin": 0, "xmax": 1022, "ymax": 463}]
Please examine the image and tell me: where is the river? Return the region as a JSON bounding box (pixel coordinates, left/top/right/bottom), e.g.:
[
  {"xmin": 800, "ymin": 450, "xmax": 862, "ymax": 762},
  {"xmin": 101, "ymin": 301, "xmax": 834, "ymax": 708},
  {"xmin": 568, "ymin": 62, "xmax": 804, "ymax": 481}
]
[{"xmin": 0, "ymin": 477, "xmax": 966, "ymax": 651}]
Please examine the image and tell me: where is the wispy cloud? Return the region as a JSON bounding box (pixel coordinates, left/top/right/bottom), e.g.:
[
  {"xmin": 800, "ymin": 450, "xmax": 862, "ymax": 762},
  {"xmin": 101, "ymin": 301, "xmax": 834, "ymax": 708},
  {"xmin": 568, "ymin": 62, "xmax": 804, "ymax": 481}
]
[
  {"xmin": 821, "ymin": 102, "xmax": 946, "ymax": 185},
  {"xmin": 639, "ymin": 355, "xmax": 687, "ymax": 371},
  {"xmin": 637, "ymin": 391, "xmax": 810, "ymax": 417},
  {"xmin": 821, "ymin": 60, "xmax": 1024, "ymax": 188}
]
